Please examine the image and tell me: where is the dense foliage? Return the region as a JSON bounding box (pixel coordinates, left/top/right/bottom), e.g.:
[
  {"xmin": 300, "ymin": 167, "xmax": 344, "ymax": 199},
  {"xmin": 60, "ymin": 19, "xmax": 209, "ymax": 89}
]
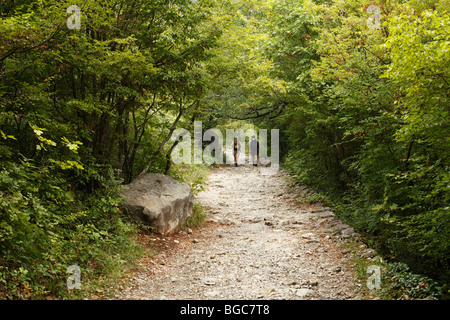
[
  {"xmin": 253, "ymin": 0, "xmax": 449, "ymax": 289},
  {"xmin": 1, "ymin": 0, "xmax": 448, "ymax": 299}
]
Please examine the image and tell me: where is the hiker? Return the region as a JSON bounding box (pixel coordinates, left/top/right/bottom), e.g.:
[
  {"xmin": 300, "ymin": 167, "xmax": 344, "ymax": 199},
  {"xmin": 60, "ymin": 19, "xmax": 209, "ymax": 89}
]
[
  {"xmin": 250, "ymin": 135, "xmax": 259, "ymax": 166},
  {"xmin": 232, "ymin": 137, "xmax": 241, "ymax": 167}
]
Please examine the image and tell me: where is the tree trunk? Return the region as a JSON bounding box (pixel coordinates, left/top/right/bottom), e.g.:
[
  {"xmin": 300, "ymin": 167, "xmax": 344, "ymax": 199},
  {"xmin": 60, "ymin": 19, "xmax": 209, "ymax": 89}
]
[{"xmin": 138, "ymin": 100, "xmax": 185, "ymax": 177}]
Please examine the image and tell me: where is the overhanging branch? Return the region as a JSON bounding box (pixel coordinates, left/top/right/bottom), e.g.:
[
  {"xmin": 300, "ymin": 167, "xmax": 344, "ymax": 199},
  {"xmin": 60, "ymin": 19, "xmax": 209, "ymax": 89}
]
[{"xmin": 230, "ymin": 101, "xmax": 288, "ymax": 121}]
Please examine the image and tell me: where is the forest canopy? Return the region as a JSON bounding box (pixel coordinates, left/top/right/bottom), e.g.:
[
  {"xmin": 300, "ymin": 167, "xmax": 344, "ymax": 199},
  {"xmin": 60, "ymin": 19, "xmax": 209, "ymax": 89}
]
[{"xmin": 0, "ymin": 0, "xmax": 449, "ymax": 299}]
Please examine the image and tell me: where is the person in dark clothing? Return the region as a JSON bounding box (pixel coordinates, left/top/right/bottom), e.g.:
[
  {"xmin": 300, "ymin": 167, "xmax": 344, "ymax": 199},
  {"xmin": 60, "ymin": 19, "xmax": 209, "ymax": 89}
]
[
  {"xmin": 250, "ymin": 135, "xmax": 259, "ymax": 166},
  {"xmin": 232, "ymin": 138, "xmax": 241, "ymax": 167}
]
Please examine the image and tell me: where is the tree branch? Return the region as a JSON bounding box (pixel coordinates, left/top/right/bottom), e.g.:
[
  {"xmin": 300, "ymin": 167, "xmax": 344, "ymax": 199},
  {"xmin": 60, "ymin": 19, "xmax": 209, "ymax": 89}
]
[
  {"xmin": 138, "ymin": 98, "xmax": 186, "ymax": 177},
  {"xmin": 231, "ymin": 101, "xmax": 287, "ymax": 121}
]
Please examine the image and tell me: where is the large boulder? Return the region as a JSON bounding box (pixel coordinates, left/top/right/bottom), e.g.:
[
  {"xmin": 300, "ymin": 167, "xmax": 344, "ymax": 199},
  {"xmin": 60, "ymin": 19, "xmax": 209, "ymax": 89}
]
[{"xmin": 121, "ymin": 173, "xmax": 194, "ymax": 235}]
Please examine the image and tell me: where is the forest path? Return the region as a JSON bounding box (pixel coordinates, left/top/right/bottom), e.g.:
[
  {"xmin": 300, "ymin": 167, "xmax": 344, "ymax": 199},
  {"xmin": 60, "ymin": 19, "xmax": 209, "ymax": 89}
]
[{"xmin": 119, "ymin": 164, "xmax": 366, "ymax": 300}]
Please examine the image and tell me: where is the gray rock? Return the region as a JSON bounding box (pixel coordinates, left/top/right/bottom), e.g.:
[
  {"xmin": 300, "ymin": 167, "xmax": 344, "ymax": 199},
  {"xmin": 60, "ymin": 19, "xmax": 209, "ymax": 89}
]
[
  {"xmin": 340, "ymin": 227, "xmax": 360, "ymax": 240},
  {"xmin": 312, "ymin": 210, "xmax": 335, "ymax": 218},
  {"xmin": 296, "ymin": 288, "xmax": 312, "ymax": 298},
  {"xmin": 283, "ymin": 280, "xmax": 299, "ymax": 286},
  {"xmin": 301, "ymin": 232, "xmax": 315, "ymax": 239},
  {"xmin": 121, "ymin": 173, "xmax": 194, "ymax": 235},
  {"xmin": 305, "ymin": 280, "xmax": 319, "ymax": 287},
  {"xmin": 204, "ymin": 290, "xmax": 221, "ymax": 297},
  {"xmin": 361, "ymin": 248, "xmax": 377, "ymax": 258},
  {"xmin": 203, "ymin": 277, "xmax": 218, "ymax": 285},
  {"xmin": 322, "ymin": 220, "xmax": 349, "ymax": 235}
]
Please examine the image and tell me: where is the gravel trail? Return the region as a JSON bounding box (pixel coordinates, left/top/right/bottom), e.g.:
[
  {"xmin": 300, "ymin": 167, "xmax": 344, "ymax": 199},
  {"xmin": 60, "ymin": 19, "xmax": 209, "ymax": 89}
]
[{"xmin": 119, "ymin": 164, "xmax": 366, "ymax": 300}]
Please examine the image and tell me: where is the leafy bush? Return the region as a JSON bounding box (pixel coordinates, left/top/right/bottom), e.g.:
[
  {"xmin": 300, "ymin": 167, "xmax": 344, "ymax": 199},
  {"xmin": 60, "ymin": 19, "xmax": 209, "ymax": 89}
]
[
  {"xmin": 0, "ymin": 159, "xmax": 144, "ymax": 299},
  {"xmin": 268, "ymin": 0, "xmax": 450, "ymax": 290},
  {"xmin": 168, "ymin": 164, "xmax": 211, "ymax": 196},
  {"xmin": 381, "ymin": 262, "xmax": 442, "ymax": 300},
  {"xmin": 183, "ymin": 202, "xmax": 208, "ymax": 229}
]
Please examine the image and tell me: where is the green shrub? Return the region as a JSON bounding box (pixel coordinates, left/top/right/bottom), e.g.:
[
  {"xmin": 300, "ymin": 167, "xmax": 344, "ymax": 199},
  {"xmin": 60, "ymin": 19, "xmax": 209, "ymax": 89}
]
[
  {"xmin": 167, "ymin": 164, "xmax": 211, "ymax": 196},
  {"xmin": 380, "ymin": 262, "xmax": 442, "ymax": 300},
  {"xmin": 0, "ymin": 160, "xmax": 144, "ymax": 299},
  {"xmin": 183, "ymin": 202, "xmax": 208, "ymax": 229}
]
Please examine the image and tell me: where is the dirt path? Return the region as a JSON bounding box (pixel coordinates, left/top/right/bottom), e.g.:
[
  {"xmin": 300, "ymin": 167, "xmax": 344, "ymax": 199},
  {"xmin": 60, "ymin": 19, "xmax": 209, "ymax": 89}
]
[{"xmin": 119, "ymin": 164, "xmax": 368, "ymax": 300}]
